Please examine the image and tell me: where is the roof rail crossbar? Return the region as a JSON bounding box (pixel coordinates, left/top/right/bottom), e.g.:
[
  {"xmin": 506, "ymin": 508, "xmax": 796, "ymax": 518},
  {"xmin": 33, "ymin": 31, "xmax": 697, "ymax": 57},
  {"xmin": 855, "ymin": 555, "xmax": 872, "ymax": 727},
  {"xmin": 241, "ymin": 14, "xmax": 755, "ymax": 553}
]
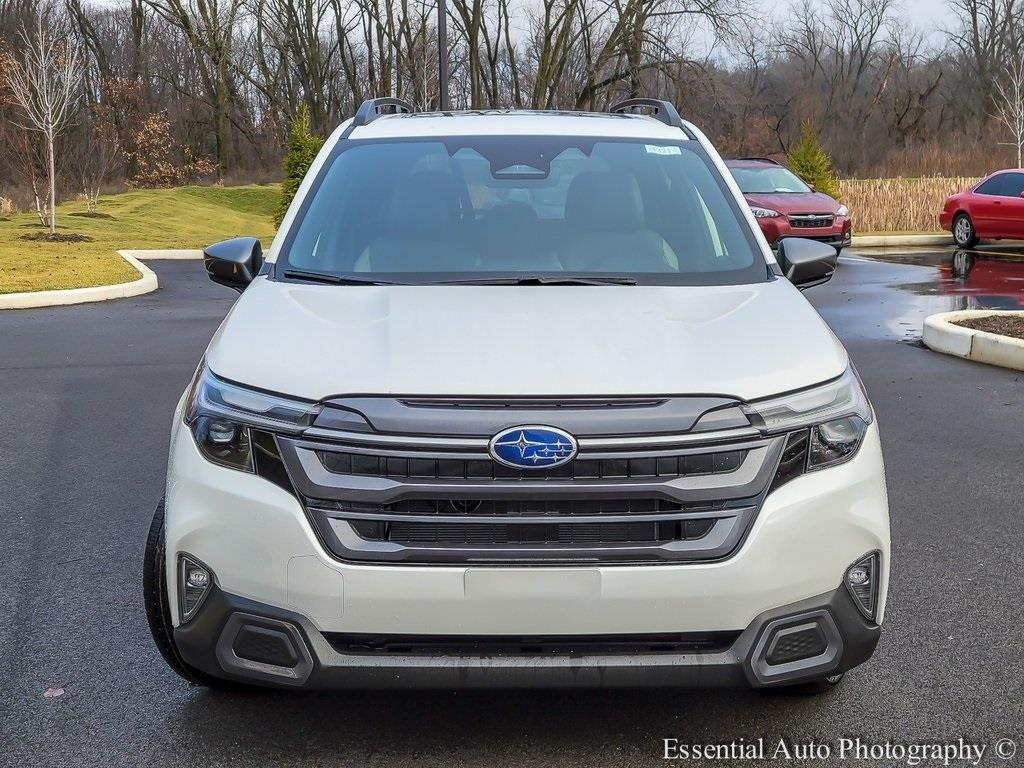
[
  {"xmin": 608, "ymin": 98, "xmax": 683, "ymax": 129},
  {"xmin": 352, "ymin": 97, "xmax": 416, "ymax": 127}
]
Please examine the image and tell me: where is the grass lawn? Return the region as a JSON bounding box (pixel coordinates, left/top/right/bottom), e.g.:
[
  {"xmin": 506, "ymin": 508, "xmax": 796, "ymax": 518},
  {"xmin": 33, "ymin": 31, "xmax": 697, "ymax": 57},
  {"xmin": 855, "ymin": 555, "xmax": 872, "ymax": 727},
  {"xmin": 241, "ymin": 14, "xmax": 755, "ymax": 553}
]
[{"xmin": 0, "ymin": 184, "xmax": 279, "ymax": 294}]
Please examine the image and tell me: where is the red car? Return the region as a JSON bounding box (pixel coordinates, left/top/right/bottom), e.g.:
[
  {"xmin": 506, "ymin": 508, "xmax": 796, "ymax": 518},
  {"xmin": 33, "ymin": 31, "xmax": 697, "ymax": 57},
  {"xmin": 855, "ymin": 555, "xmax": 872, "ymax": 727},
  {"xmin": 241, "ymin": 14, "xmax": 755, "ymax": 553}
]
[
  {"xmin": 940, "ymin": 170, "xmax": 1024, "ymax": 248},
  {"xmin": 726, "ymin": 158, "xmax": 852, "ymax": 252}
]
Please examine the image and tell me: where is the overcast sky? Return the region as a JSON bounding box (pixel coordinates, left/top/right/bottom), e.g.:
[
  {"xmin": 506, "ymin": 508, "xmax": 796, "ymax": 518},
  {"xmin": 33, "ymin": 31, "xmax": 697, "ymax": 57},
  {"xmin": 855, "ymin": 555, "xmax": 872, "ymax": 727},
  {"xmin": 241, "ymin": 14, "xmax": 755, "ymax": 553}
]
[
  {"xmin": 765, "ymin": 0, "xmax": 946, "ymax": 21},
  {"xmin": 764, "ymin": 0, "xmax": 949, "ymax": 33},
  {"xmin": 692, "ymin": 0, "xmax": 952, "ymax": 60}
]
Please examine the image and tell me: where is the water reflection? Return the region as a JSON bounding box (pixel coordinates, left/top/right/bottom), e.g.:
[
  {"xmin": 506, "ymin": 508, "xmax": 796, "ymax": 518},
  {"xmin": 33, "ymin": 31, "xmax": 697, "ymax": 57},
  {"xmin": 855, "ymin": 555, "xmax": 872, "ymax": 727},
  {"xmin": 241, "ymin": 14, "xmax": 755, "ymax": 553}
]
[{"xmin": 881, "ymin": 247, "xmax": 1024, "ymax": 310}]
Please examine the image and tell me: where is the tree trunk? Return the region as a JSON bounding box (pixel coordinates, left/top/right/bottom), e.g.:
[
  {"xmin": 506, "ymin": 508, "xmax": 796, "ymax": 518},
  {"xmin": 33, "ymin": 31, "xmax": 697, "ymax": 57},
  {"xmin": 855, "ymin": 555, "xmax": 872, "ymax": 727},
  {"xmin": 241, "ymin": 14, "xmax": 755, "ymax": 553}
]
[{"xmin": 47, "ymin": 131, "xmax": 57, "ymax": 234}]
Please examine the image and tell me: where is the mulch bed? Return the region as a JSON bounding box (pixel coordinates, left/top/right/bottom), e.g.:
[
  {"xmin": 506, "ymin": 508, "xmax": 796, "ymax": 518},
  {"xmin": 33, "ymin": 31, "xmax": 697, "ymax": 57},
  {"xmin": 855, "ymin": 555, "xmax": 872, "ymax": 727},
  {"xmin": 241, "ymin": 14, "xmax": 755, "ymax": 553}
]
[
  {"xmin": 952, "ymin": 314, "xmax": 1024, "ymax": 341},
  {"xmin": 20, "ymin": 232, "xmax": 94, "ymax": 243},
  {"xmin": 70, "ymin": 211, "xmax": 115, "ymax": 219}
]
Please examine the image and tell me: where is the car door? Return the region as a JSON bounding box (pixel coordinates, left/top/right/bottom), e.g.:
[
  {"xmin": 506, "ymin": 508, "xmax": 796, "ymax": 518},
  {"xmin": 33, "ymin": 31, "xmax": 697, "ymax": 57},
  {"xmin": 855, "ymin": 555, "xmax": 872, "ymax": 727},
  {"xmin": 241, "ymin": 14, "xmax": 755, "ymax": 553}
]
[
  {"xmin": 994, "ymin": 172, "xmax": 1024, "ymax": 238},
  {"xmin": 970, "ymin": 175, "xmax": 1007, "ymax": 236}
]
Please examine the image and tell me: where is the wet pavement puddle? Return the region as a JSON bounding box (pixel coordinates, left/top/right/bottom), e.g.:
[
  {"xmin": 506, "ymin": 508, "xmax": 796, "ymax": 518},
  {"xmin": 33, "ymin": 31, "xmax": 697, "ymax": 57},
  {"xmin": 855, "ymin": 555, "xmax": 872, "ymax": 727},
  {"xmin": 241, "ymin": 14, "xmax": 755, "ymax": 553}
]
[
  {"xmin": 811, "ymin": 245, "xmax": 1024, "ymax": 345},
  {"xmin": 867, "ymin": 246, "xmax": 1024, "ymax": 310}
]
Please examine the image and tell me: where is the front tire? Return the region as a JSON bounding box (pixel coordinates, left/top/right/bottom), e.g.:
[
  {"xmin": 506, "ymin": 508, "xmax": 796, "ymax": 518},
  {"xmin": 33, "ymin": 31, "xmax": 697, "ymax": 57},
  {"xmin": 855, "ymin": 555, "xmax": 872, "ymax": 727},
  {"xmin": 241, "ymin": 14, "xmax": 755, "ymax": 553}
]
[
  {"xmin": 953, "ymin": 213, "xmax": 977, "ymax": 248},
  {"xmin": 791, "ymin": 672, "xmax": 844, "ymax": 695},
  {"xmin": 762, "ymin": 671, "xmax": 845, "ymax": 696},
  {"xmin": 143, "ymin": 497, "xmax": 240, "ymax": 689}
]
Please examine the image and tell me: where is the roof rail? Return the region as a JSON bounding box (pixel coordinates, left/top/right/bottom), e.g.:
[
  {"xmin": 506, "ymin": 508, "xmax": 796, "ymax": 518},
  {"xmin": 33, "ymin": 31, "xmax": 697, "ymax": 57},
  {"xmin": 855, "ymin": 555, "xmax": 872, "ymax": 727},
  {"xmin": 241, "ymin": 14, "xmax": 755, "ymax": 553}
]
[
  {"xmin": 736, "ymin": 156, "xmax": 782, "ymax": 165},
  {"xmin": 352, "ymin": 97, "xmax": 416, "ymax": 127},
  {"xmin": 608, "ymin": 98, "xmax": 683, "ymax": 129}
]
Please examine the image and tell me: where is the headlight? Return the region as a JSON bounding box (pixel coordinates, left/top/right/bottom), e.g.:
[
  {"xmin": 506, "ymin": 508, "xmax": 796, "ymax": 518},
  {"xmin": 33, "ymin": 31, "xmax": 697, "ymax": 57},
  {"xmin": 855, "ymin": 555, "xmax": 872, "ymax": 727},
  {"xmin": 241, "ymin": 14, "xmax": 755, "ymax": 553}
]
[
  {"xmin": 743, "ymin": 367, "xmax": 872, "ymax": 471},
  {"xmin": 750, "ymin": 206, "xmax": 781, "ymax": 218},
  {"xmin": 184, "ymin": 364, "xmax": 321, "ymax": 472},
  {"xmin": 836, "ymin": 205, "xmax": 849, "ymax": 217}
]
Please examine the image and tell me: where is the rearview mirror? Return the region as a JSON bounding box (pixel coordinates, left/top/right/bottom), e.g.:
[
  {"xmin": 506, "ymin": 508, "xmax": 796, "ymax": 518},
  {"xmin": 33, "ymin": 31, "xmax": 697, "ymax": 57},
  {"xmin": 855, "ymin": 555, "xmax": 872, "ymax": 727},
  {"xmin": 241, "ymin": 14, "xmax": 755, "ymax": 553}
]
[
  {"xmin": 776, "ymin": 237, "xmax": 837, "ymax": 289},
  {"xmin": 203, "ymin": 237, "xmax": 263, "ymax": 292}
]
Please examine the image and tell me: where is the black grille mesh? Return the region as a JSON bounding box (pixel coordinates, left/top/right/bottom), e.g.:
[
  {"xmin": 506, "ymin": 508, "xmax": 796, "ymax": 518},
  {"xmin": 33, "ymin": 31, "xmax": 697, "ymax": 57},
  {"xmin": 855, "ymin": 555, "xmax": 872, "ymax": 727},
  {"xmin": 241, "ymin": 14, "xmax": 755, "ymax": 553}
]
[
  {"xmin": 765, "ymin": 625, "xmax": 828, "ymax": 665},
  {"xmin": 232, "ymin": 626, "xmax": 299, "ymax": 668},
  {"xmin": 318, "ymin": 449, "xmax": 746, "ymax": 481},
  {"xmin": 789, "ymin": 215, "xmax": 835, "ymax": 228},
  {"xmin": 349, "ymin": 518, "xmax": 716, "ymax": 545}
]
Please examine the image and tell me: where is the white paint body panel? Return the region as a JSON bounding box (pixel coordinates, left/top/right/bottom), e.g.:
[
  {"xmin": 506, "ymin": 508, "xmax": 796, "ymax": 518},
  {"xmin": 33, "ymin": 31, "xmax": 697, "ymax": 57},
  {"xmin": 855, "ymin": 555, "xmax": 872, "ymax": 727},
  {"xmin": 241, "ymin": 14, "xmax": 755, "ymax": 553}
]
[{"xmin": 206, "ymin": 278, "xmax": 847, "ymax": 401}]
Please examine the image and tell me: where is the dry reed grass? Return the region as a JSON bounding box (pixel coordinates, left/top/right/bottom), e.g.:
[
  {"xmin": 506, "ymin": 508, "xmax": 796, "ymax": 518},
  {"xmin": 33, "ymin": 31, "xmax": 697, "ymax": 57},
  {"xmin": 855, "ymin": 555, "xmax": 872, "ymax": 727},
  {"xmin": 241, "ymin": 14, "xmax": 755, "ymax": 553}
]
[{"xmin": 838, "ymin": 177, "xmax": 980, "ymax": 233}]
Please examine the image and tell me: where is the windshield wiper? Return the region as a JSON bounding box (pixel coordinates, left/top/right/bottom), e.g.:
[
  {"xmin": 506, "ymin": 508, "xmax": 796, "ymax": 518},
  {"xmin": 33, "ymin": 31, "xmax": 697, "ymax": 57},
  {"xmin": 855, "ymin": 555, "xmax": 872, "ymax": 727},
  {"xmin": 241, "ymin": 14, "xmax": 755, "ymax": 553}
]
[
  {"xmin": 282, "ymin": 269, "xmax": 403, "ymax": 286},
  {"xmin": 434, "ymin": 275, "xmax": 638, "ymax": 286}
]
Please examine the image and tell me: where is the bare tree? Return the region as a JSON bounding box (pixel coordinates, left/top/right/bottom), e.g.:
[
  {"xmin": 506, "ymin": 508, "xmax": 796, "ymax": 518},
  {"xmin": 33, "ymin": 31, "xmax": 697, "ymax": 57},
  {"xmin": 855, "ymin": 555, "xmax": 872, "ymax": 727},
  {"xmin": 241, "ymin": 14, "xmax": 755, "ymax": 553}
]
[
  {"xmin": 993, "ymin": 53, "xmax": 1024, "ymax": 166},
  {"xmin": 5, "ymin": 8, "xmax": 82, "ymax": 234},
  {"xmin": 144, "ymin": 0, "xmax": 243, "ymax": 178},
  {"xmin": 67, "ymin": 104, "xmax": 121, "ymax": 210}
]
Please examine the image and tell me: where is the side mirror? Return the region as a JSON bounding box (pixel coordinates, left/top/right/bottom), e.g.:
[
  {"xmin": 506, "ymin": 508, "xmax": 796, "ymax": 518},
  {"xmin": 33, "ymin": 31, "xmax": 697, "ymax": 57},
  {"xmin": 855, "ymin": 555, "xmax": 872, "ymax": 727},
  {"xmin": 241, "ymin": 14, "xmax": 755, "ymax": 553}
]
[
  {"xmin": 776, "ymin": 237, "xmax": 837, "ymax": 289},
  {"xmin": 203, "ymin": 237, "xmax": 263, "ymax": 292}
]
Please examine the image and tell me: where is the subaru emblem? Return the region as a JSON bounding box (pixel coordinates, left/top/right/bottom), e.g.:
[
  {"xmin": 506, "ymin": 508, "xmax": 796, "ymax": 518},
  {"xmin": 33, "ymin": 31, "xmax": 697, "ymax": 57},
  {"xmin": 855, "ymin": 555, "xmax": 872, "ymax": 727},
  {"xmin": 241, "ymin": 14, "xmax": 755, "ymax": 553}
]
[{"xmin": 488, "ymin": 426, "xmax": 578, "ymax": 469}]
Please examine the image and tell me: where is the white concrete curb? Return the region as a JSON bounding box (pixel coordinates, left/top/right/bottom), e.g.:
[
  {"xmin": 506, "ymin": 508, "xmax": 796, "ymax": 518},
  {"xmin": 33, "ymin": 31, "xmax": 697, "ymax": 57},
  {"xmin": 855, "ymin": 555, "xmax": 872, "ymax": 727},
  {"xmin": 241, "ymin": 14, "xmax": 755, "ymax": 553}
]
[
  {"xmin": 851, "ymin": 234, "xmax": 951, "ymax": 248},
  {"xmin": 122, "ymin": 249, "xmax": 203, "ymax": 260},
  {"xmin": 923, "ymin": 310, "xmax": 1024, "ymax": 371},
  {"xmin": 0, "ymin": 251, "xmax": 157, "ymax": 310}
]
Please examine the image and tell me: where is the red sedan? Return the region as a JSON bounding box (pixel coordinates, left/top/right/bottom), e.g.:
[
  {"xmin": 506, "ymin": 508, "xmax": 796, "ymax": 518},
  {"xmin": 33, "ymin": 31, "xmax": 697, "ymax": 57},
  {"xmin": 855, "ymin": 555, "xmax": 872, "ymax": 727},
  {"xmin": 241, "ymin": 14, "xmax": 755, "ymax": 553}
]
[{"xmin": 940, "ymin": 170, "xmax": 1024, "ymax": 248}]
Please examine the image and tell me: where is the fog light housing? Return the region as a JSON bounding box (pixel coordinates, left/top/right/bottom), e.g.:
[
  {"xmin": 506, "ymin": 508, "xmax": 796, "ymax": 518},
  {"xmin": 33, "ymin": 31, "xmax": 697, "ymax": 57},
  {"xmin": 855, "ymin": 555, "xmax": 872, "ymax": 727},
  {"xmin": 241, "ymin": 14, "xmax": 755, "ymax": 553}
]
[
  {"xmin": 845, "ymin": 551, "xmax": 879, "ymax": 620},
  {"xmin": 179, "ymin": 555, "xmax": 214, "ymax": 623}
]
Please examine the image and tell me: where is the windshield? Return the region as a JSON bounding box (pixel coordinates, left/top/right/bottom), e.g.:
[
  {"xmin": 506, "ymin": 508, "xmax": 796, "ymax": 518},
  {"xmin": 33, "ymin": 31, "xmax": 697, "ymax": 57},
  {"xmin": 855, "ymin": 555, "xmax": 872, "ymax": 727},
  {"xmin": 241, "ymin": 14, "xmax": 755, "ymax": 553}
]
[
  {"xmin": 730, "ymin": 165, "xmax": 812, "ymax": 194},
  {"xmin": 278, "ymin": 136, "xmax": 768, "ymax": 286}
]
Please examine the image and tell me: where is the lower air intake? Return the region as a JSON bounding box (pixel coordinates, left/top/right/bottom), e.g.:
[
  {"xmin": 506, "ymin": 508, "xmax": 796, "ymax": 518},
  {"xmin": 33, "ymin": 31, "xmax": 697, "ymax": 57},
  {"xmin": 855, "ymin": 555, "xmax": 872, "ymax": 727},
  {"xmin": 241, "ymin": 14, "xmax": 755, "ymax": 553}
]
[
  {"xmin": 232, "ymin": 624, "xmax": 300, "ymax": 668},
  {"xmin": 764, "ymin": 622, "xmax": 828, "ymax": 665}
]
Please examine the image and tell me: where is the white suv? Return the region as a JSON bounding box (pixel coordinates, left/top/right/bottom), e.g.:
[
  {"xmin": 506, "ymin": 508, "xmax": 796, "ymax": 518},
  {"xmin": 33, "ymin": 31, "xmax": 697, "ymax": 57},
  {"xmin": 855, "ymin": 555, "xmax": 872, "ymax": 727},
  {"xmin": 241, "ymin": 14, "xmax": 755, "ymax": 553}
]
[{"xmin": 144, "ymin": 98, "xmax": 889, "ymax": 693}]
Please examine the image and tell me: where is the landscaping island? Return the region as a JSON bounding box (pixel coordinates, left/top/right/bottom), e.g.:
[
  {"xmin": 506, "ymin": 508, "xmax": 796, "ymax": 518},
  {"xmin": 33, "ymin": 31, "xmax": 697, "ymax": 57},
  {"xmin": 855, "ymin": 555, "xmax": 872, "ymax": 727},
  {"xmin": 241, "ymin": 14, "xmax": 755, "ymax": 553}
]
[
  {"xmin": 0, "ymin": 184, "xmax": 278, "ymax": 295},
  {"xmin": 951, "ymin": 313, "xmax": 1024, "ymax": 341},
  {"xmin": 923, "ymin": 309, "xmax": 1024, "ymax": 372}
]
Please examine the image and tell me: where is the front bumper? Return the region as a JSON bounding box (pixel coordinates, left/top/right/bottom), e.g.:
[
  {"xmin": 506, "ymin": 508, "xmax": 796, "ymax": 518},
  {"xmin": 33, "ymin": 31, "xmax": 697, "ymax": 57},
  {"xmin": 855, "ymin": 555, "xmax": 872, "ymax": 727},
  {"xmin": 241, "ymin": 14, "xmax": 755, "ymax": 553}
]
[
  {"xmin": 163, "ymin": 408, "xmax": 888, "ymax": 692},
  {"xmin": 173, "ymin": 582, "xmax": 880, "ymax": 689}
]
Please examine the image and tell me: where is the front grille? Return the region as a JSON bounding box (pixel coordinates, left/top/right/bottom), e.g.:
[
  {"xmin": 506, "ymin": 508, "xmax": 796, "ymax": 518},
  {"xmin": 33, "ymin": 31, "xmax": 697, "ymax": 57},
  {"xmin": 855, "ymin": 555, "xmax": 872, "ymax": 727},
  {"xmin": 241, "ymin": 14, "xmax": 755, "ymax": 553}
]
[
  {"xmin": 273, "ymin": 396, "xmax": 792, "ymax": 564},
  {"xmin": 317, "ymin": 449, "xmax": 746, "ymax": 481},
  {"xmin": 325, "ymin": 631, "xmax": 742, "ymax": 656},
  {"xmin": 789, "ymin": 214, "xmax": 835, "ymax": 228},
  {"xmin": 350, "ymin": 518, "xmax": 716, "ymax": 545}
]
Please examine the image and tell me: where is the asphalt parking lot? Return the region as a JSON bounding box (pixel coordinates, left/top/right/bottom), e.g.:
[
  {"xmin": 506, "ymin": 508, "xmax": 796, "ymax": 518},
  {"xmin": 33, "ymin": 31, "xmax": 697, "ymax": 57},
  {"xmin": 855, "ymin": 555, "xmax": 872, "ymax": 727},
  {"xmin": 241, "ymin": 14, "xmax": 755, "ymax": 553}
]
[{"xmin": 1, "ymin": 251, "xmax": 1022, "ymax": 767}]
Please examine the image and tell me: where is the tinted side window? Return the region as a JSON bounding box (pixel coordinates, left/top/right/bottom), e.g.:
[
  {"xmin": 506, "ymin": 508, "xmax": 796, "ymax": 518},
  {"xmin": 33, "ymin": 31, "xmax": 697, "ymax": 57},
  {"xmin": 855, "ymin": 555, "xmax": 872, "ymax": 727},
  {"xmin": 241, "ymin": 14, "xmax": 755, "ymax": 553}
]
[
  {"xmin": 976, "ymin": 175, "xmax": 1008, "ymax": 196},
  {"xmin": 999, "ymin": 173, "xmax": 1024, "ymax": 197}
]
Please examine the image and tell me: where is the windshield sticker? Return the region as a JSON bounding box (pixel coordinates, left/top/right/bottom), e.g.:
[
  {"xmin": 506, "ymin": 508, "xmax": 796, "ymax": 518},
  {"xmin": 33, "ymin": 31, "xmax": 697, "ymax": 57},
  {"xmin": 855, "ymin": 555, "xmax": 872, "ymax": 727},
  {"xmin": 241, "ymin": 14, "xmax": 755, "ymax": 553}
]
[{"xmin": 645, "ymin": 144, "xmax": 681, "ymax": 155}]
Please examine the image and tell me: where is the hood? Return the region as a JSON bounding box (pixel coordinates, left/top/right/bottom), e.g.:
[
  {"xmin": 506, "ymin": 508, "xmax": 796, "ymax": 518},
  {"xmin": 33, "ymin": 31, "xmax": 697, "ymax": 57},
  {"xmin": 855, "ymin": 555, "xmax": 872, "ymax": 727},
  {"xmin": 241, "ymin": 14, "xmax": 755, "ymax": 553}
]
[
  {"xmin": 205, "ymin": 278, "xmax": 848, "ymax": 402},
  {"xmin": 743, "ymin": 191, "xmax": 840, "ymax": 215}
]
